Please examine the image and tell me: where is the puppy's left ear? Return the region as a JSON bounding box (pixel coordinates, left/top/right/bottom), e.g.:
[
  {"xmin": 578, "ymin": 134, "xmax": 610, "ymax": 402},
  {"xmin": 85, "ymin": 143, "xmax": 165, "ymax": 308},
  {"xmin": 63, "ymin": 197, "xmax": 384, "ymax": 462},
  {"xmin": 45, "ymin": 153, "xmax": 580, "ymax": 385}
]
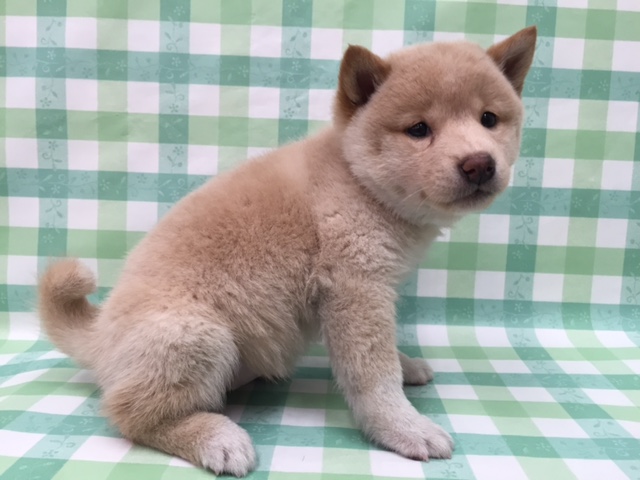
[
  {"xmin": 334, "ymin": 45, "xmax": 390, "ymax": 124},
  {"xmin": 487, "ymin": 26, "xmax": 537, "ymax": 96}
]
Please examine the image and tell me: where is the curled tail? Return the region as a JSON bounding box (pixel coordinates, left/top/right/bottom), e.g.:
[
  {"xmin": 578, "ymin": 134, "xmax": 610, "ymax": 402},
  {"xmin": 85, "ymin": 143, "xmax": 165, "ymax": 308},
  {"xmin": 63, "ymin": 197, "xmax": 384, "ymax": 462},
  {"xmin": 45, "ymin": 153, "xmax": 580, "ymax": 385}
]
[{"xmin": 38, "ymin": 259, "xmax": 99, "ymax": 368}]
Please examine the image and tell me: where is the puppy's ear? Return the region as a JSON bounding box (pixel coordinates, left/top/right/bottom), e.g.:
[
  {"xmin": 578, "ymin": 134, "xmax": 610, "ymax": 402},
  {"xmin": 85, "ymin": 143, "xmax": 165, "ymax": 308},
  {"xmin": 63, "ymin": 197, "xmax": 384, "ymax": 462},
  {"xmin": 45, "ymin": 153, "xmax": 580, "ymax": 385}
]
[
  {"xmin": 487, "ymin": 26, "xmax": 537, "ymax": 96},
  {"xmin": 334, "ymin": 45, "xmax": 390, "ymax": 124}
]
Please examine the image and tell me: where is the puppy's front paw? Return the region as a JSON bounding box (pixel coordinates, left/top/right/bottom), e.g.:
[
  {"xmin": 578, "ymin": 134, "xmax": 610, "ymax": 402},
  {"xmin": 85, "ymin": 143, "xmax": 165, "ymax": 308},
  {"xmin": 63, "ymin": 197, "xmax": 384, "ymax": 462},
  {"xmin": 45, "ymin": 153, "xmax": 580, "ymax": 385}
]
[
  {"xmin": 373, "ymin": 415, "xmax": 453, "ymax": 461},
  {"xmin": 201, "ymin": 419, "xmax": 256, "ymax": 476},
  {"xmin": 401, "ymin": 356, "xmax": 434, "ymax": 385}
]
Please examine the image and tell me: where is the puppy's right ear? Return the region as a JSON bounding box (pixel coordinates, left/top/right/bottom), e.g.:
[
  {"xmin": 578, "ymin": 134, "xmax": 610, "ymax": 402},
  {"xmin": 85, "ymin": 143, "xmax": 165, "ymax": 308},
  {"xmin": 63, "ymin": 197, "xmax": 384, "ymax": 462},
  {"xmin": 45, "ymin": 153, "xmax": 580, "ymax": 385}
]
[{"xmin": 334, "ymin": 45, "xmax": 390, "ymax": 125}]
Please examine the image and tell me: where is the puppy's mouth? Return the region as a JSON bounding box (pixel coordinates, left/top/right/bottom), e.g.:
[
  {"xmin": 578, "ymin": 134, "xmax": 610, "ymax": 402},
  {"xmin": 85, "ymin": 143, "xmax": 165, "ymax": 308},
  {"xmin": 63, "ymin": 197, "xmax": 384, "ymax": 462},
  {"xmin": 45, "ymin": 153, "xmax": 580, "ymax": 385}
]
[{"xmin": 449, "ymin": 186, "xmax": 495, "ymax": 209}]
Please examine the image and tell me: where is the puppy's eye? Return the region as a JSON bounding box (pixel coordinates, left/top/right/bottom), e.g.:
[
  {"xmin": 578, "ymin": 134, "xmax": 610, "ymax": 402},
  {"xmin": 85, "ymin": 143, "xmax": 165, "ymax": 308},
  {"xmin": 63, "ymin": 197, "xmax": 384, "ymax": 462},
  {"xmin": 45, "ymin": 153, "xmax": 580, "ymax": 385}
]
[
  {"xmin": 406, "ymin": 122, "xmax": 431, "ymax": 138},
  {"xmin": 481, "ymin": 112, "xmax": 498, "ymax": 128}
]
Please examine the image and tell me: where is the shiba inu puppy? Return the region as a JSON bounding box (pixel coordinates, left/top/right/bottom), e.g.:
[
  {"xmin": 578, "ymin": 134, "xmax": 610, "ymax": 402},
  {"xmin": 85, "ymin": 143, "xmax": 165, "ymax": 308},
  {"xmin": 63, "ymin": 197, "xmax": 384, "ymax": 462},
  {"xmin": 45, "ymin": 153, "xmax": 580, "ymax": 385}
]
[{"xmin": 39, "ymin": 26, "xmax": 536, "ymax": 476}]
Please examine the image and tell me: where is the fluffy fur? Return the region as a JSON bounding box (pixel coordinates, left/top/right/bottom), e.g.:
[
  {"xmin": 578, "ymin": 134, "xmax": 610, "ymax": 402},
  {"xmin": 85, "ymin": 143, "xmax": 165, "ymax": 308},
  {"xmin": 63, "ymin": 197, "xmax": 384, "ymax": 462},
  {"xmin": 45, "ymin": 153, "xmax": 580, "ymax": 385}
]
[{"xmin": 38, "ymin": 27, "xmax": 536, "ymax": 476}]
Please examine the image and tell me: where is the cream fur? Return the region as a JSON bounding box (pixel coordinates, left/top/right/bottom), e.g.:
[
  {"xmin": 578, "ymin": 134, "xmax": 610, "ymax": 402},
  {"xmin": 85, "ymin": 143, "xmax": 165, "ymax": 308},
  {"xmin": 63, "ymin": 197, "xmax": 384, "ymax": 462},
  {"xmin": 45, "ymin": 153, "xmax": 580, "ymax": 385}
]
[{"xmin": 38, "ymin": 27, "xmax": 536, "ymax": 476}]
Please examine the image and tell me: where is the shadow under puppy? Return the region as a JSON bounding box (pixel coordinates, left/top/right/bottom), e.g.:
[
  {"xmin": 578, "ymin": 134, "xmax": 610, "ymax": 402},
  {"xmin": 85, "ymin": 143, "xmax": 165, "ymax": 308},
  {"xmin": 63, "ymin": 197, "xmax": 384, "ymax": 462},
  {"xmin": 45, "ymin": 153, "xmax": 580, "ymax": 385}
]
[{"xmin": 39, "ymin": 26, "xmax": 536, "ymax": 477}]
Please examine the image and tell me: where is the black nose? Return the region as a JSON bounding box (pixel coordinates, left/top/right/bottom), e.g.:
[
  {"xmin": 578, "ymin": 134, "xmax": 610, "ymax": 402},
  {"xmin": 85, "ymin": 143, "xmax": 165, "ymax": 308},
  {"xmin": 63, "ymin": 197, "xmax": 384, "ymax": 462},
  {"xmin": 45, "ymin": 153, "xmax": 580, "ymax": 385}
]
[{"xmin": 459, "ymin": 153, "xmax": 496, "ymax": 185}]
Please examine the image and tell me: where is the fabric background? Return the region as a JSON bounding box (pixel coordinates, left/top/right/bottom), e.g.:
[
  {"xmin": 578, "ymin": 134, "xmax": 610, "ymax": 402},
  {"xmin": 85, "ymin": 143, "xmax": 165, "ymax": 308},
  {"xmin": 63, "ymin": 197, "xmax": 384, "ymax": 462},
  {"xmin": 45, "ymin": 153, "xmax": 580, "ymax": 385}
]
[{"xmin": 1, "ymin": 0, "xmax": 639, "ymax": 479}]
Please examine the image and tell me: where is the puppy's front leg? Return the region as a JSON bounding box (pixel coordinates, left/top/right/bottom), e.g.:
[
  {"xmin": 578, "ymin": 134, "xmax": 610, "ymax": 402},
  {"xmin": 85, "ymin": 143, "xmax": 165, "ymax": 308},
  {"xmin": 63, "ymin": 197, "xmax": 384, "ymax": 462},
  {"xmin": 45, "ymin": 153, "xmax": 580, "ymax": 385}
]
[{"xmin": 321, "ymin": 280, "xmax": 453, "ymax": 461}]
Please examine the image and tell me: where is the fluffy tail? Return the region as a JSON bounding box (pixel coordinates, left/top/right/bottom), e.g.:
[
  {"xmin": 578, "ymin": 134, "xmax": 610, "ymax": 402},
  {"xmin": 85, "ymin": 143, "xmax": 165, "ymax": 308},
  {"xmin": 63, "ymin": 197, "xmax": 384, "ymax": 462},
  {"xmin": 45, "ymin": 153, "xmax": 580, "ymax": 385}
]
[{"xmin": 38, "ymin": 259, "xmax": 99, "ymax": 368}]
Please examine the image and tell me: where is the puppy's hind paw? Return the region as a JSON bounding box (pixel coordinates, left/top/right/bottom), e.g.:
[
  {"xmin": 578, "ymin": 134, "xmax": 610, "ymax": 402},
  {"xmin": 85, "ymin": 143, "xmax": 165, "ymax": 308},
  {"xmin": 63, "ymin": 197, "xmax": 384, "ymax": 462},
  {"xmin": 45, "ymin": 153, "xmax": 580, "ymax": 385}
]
[{"xmin": 401, "ymin": 356, "xmax": 434, "ymax": 385}]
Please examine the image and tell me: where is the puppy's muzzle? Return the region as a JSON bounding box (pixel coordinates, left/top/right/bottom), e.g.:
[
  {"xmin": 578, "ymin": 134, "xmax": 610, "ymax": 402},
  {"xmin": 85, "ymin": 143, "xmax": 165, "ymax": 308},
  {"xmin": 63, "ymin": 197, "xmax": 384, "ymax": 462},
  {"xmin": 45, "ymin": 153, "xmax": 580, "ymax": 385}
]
[{"xmin": 459, "ymin": 153, "xmax": 496, "ymax": 185}]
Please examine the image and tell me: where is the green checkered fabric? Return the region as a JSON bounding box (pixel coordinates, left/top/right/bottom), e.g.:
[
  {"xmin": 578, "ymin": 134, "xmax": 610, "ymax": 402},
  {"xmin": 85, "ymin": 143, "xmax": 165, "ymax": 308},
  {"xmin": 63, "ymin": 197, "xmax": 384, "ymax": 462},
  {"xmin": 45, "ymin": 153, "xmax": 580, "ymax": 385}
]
[{"xmin": 1, "ymin": 0, "xmax": 639, "ymax": 478}]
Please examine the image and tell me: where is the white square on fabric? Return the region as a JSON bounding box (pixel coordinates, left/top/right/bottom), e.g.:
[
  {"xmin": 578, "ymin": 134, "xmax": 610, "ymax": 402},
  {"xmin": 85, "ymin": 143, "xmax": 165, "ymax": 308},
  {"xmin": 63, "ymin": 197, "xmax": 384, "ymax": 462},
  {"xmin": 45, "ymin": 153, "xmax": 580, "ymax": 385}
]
[
  {"xmin": 601, "ymin": 160, "xmax": 634, "ymax": 191},
  {"xmin": 591, "ymin": 275, "xmax": 623, "ymax": 305},
  {"xmin": 478, "ymin": 214, "xmax": 510, "ymax": 244},
  {"xmin": 535, "ymin": 328, "xmax": 574, "ymax": 348},
  {"xmin": 617, "ymin": 0, "xmax": 640, "ymax": 11},
  {"xmin": 547, "ymin": 98, "xmax": 580, "ymax": 130},
  {"xmin": 250, "ymin": 25, "xmax": 282, "ymax": 58},
  {"xmin": 281, "ymin": 407, "xmax": 326, "ymax": 427},
  {"xmin": 71, "ymin": 436, "xmax": 134, "ymax": 462},
  {"xmin": 0, "ymin": 369, "xmax": 48, "ymax": 388},
  {"xmin": 8, "ymin": 197, "xmax": 40, "ymax": 228},
  {"xmin": 190, "ymin": 22, "xmax": 221, "ymax": 55},
  {"xmin": 371, "ymin": 30, "xmax": 404, "ymax": 57},
  {"xmin": 417, "ymin": 269, "xmax": 448, "ymax": 298},
  {"xmin": 416, "ymin": 324, "xmax": 449, "ymax": 347},
  {"xmin": 271, "ymin": 446, "xmax": 323, "ymax": 473},
  {"xmin": 29, "ymin": 395, "xmax": 86, "ymax": 415},
  {"xmin": 449, "ymin": 415, "xmax": 500, "ymax": 435},
  {"xmin": 612, "ymin": 41, "xmax": 640, "ymax": 73},
  {"xmin": 6, "ymin": 257, "xmax": 37, "ymax": 285},
  {"xmin": 583, "ymin": 388, "xmax": 633, "ymax": 407},
  {"xmin": 248, "ymin": 87, "xmax": 280, "ymax": 119},
  {"xmin": 532, "ymin": 273, "xmax": 564, "ymax": 302},
  {"xmin": 0, "ymin": 431, "xmax": 44, "ymax": 457},
  {"xmin": 490, "ymin": 360, "xmax": 531, "ymax": 374},
  {"xmin": 552, "ymin": 37, "xmax": 585, "ymax": 70},
  {"xmin": 508, "ymin": 387, "xmax": 556, "ymax": 403},
  {"xmin": 618, "ymin": 420, "xmax": 640, "ymax": 439},
  {"xmin": 565, "ymin": 459, "xmax": 628, "ymax": 480},
  {"xmin": 9, "ymin": 312, "xmax": 40, "ymax": 340},
  {"xmin": 128, "ymin": 20, "xmax": 160, "ymax": 52},
  {"xmin": 310, "ymin": 28, "xmax": 344, "ymax": 60},
  {"xmin": 434, "ymin": 385, "xmax": 479, "ymax": 400},
  {"xmin": 127, "ymin": 142, "xmax": 159, "ymax": 173},
  {"xmin": 475, "ymin": 326, "xmax": 511, "ymax": 347},
  {"xmin": 188, "ymin": 84, "xmax": 220, "ymax": 116},
  {"xmin": 188, "ymin": 145, "xmax": 218, "ymax": 176},
  {"xmin": 5, "ymin": 138, "xmax": 39, "ymax": 168},
  {"xmin": 556, "ymin": 361, "xmax": 600, "ymax": 375},
  {"xmin": 66, "ymin": 79, "xmax": 99, "ymax": 111},
  {"xmin": 427, "ymin": 358, "xmax": 463, "ymax": 372},
  {"xmin": 370, "ymin": 450, "xmax": 425, "ymax": 478},
  {"xmin": 595, "ymin": 330, "xmax": 636, "ymax": 348},
  {"xmin": 537, "ymin": 216, "xmax": 570, "ymax": 246},
  {"xmin": 5, "ymin": 16, "xmax": 38, "ymax": 48},
  {"xmin": 466, "ymin": 456, "xmax": 528, "ymax": 480},
  {"xmin": 307, "ymin": 89, "xmax": 335, "ymax": 122},
  {"xmin": 6, "ymin": 77, "xmax": 37, "ymax": 109},
  {"xmin": 127, "ymin": 81, "xmax": 160, "ymax": 114},
  {"xmin": 66, "ymin": 17, "xmax": 97, "ymax": 50},
  {"xmin": 542, "ymin": 158, "xmax": 574, "ymax": 188},
  {"xmin": 126, "ymin": 201, "xmax": 158, "ymax": 233},
  {"xmin": 474, "ymin": 271, "xmax": 505, "ymax": 300},
  {"xmin": 67, "ymin": 199, "xmax": 99, "ymax": 230},
  {"xmin": 532, "ymin": 418, "xmax": 589, "ymax": 438},
  {"xmin": 596, "ymin": 218, "xmax": 628, "ymax": 248},
  {"xmin": 607, "ymin": 101, "xmax": 639, "ymax": 132},
  {"xmin": 67, "ymin": 140, "xmax": 99, "ymax": 171}
]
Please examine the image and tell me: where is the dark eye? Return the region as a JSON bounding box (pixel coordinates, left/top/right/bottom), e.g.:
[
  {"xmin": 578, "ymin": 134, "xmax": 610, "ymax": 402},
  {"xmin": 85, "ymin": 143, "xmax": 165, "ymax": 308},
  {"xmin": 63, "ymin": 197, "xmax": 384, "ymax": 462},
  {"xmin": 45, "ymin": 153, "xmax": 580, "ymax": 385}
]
[
  {"xmin": 481, "ymin": 112, "xmax": 498, "ymax": 128},
  {"xmin": 406, "ymin": 122, "xmax": 431, "ymax": 138}
]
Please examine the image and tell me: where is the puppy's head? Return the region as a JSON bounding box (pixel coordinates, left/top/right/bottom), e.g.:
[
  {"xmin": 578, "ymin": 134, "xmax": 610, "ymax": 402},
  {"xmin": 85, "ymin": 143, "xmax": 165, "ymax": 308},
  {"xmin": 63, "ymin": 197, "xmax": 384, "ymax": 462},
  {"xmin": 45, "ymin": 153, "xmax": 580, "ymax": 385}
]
[{"xmin": 335, "ymin": 26, "xmax": 537, "ymax": 227}]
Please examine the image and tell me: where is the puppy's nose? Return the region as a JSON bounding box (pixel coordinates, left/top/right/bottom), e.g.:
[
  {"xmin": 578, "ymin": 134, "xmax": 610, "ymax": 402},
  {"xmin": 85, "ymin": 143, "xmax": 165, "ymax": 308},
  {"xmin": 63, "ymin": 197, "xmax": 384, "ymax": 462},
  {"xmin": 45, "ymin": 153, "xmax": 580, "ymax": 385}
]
[{"xmin": 459, "ymin": 153, "xmax": 496, "ymax": 185}]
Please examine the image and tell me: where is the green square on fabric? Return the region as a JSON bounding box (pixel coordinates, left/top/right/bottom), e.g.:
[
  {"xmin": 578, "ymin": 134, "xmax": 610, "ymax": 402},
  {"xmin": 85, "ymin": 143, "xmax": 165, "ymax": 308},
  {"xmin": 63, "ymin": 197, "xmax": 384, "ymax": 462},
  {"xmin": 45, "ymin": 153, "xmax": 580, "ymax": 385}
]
[
  {"xmin": 555, "ymin": 7, "xmax": 587, "ymax": 37},
  {"xmin": 586, "ymin": 8, "xmax": 616, "ymax": 40},
  {"xmin": 343, "ymin": 0, "xmax": 375, "ymax": 29},
  {"xmin": 4, "ymin": 0, "xmax": 37, "ymax": 15},
  {"xmin": 372, "ymin": 0, "xmax": 405, "ymax": 29},
  {"xmin": 190, "ymin": 0, "xmax": 220, "ymax": 23},
  {"xmin": 495, "ymin": 5, "xmax": 527, "ymax": 34},
  {"xmin": 465, "ymin": 2, "xmax": 497, "ymax": 34},
  {"xmin": 615, "ymin": 11, "xmax": 640, "ymax": 41}
]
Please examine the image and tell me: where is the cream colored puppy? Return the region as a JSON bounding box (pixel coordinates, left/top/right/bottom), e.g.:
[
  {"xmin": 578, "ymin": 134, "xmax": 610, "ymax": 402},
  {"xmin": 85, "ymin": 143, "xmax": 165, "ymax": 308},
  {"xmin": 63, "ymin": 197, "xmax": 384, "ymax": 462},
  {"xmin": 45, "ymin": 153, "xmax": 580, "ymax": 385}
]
[{"xmin": 39, "ymin": 27, "xmax": 536, "ymax": 476}]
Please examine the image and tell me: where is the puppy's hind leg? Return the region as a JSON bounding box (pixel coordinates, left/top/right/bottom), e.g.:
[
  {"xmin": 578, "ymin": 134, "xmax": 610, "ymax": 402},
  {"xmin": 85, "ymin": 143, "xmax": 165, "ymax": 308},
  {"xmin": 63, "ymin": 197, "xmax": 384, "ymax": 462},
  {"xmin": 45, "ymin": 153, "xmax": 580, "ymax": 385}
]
[{"xmin": 101, "ymin": 317, "xmax": 256, "ymax": 476}]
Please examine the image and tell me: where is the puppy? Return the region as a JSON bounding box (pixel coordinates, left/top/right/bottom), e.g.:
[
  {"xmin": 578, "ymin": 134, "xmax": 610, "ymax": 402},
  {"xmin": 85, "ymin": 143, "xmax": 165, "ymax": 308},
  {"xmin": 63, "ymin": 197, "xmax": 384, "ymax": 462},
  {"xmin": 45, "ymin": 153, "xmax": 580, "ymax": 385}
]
[{"xmin": 39, "ymin": 26, "xmax": 536, "ymax": 476}]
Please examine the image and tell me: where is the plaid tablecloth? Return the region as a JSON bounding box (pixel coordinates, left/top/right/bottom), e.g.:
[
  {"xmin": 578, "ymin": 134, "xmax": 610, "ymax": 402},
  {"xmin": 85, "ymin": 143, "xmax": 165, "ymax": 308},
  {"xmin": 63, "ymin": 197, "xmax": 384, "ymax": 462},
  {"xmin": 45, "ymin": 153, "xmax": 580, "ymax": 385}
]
[{"xmin": 1, "ymin": 1, "xmax": 639, "ymax": 479}]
